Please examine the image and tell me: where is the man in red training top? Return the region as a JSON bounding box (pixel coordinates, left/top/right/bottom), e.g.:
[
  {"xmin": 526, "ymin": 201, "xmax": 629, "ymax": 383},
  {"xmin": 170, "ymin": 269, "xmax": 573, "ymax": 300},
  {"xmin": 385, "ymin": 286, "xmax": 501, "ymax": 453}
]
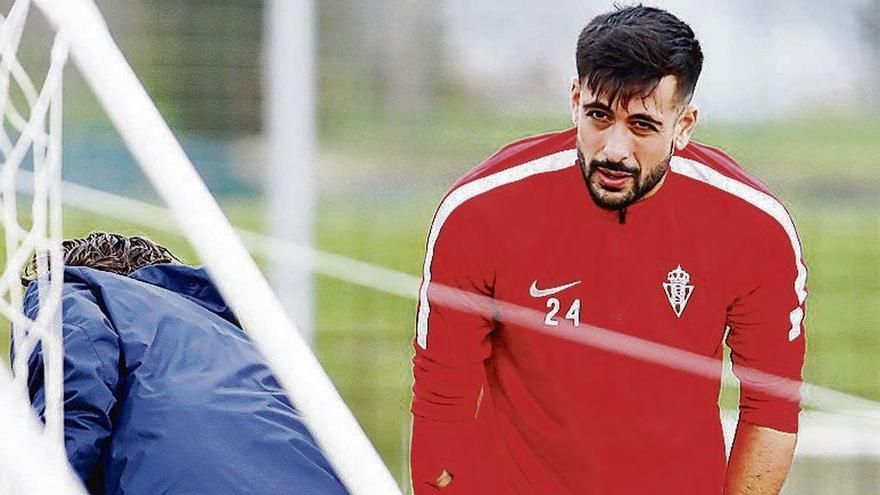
[{"xmin": 411, "ymin": 5, "xmax": 806, "ymax": 495}]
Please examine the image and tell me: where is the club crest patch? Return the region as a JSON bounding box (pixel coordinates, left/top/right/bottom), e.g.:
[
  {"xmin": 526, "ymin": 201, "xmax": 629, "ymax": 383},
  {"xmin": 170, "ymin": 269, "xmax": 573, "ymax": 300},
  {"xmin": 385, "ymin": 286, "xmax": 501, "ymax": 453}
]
[{"xmin": 663, "ymin": 265, "xmax": 694, "ymax": 318}]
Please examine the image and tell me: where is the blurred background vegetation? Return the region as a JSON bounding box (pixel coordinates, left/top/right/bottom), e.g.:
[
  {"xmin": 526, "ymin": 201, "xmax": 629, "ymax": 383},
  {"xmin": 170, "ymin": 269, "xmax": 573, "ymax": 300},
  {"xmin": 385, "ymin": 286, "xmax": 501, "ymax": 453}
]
[{"xmin": 0, "ymin": 0, "xmax": 878, "ymax": 492}]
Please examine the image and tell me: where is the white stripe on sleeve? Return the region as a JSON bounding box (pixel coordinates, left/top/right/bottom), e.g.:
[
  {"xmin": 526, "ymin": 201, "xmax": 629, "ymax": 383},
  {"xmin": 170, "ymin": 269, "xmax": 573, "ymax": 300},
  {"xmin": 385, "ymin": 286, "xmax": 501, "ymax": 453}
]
[
  {"xmin": 416, "ymin": 149, "xmax": 577, "ymax": 349},
  {"xmin": 671, "ymin": 157, "xmax": 808, "ymax": 341}
]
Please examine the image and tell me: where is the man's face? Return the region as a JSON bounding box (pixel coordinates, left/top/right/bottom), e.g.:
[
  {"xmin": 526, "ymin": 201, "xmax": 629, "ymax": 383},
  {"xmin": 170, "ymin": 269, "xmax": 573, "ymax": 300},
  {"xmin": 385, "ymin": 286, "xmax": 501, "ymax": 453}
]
[{"xmin": 570, "ymin": 75, "xmax": 698, "ymax": 210}]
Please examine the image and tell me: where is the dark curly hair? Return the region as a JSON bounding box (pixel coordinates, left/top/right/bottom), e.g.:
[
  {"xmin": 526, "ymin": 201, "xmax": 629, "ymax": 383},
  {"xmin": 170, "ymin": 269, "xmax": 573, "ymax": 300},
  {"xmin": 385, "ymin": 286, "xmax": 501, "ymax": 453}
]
[{"xmin": 22, "ymin": 232, "xmax": 180, "ymax": 285}]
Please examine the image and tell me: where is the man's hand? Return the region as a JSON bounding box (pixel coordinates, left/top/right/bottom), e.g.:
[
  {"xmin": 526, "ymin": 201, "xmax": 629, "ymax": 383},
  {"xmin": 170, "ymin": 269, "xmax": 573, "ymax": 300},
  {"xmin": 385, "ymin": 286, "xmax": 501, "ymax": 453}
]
[{"xmin": 724, "ymin": 420, "xmax": 796, "ymax": 495}]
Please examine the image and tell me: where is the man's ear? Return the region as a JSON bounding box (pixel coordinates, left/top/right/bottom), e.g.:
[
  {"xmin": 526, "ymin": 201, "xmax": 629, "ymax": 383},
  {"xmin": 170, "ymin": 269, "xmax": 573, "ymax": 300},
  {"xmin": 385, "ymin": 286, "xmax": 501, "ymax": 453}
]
[
  {"xmin": 570, "ymin": 77, "xmax": 581, "ymax": 126},
  {"xmin": 675, "ymin": 103, "xmax": 699, "ymax": 150}
]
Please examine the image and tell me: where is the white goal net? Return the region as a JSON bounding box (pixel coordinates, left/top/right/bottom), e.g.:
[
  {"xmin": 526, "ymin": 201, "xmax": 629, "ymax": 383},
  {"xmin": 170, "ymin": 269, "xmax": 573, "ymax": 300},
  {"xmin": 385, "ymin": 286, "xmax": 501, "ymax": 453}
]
[{"xmin": 0, "ymin": 1, "xmax": 399, "ymax": 494}]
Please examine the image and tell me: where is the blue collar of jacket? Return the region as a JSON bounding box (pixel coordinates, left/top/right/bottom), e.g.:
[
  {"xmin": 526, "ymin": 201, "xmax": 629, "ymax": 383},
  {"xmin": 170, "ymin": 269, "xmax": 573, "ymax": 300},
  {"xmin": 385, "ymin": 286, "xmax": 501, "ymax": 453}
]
[
  {"xmin": 26, "ymin": 264, "xmax": 241, "ymax": 328},
  {"xmin": 128, "ymin": 264, "xmax": 240, "ymax": 327}
]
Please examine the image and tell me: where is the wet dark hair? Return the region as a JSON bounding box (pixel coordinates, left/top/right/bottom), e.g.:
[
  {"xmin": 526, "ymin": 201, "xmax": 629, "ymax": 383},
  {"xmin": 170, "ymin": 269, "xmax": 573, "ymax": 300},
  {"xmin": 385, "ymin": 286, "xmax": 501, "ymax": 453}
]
[
  {"xmin": 22, "ymin": 232, "xmax": 180, "ymax": 285},
  {"xmin": 576, "ymin": 4, "xmax": 703, "ymax": 108}
]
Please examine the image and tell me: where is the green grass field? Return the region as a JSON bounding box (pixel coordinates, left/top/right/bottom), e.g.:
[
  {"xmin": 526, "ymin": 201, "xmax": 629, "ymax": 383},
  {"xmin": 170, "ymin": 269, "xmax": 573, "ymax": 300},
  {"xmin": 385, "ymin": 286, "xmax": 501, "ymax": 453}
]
[{"xmin": 1, "ymin": 114, "xmax": 878, "ymax": 486}]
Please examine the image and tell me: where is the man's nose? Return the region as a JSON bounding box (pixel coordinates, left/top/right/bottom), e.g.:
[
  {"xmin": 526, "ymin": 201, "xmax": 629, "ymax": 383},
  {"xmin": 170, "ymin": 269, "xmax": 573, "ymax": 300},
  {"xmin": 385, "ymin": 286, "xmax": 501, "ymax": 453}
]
[{"xmin": 602, "ymin": 124, "xmax": 632, "ymax": 164}]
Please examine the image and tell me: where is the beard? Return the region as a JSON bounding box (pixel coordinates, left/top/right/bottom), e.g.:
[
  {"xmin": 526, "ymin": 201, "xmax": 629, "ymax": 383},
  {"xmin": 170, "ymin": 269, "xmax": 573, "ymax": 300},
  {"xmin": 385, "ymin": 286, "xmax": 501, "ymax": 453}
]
[{"xmin": 578, "ymin": 145, "xmax": 673, "ymax": 210}]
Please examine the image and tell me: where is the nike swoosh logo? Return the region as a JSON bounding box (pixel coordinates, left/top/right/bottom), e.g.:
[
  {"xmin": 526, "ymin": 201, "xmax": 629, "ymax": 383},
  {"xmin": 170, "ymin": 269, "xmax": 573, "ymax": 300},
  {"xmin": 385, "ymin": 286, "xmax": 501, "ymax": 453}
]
[{"xmin": 529, "ymin": 280, "xmax": 582, "ymax": 298}]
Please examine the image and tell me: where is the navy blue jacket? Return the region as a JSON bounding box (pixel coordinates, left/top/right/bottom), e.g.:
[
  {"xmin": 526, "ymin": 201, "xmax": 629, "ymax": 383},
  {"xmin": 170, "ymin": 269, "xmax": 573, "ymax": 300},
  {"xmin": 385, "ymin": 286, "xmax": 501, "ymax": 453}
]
[{"xmin": 20, "ymin": 264, "xmax": 348, "ymax": 495}]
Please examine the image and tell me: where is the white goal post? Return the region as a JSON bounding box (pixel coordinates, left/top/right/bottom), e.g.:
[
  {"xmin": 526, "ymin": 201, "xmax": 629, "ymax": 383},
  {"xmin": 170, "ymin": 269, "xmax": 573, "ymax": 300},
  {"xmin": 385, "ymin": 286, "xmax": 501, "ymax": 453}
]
[
  {"xmin": 0, "ymin": 365, "xmax": 86, "ymax": 494},
  {"xmin": 0, "ymin": 0, "xmax": 401, "ymax": 493}
]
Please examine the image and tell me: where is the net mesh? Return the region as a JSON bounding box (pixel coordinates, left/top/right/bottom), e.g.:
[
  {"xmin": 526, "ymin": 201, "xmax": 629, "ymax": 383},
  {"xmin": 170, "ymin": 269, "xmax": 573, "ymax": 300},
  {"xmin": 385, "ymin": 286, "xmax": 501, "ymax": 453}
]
[
  {"xmin": 0, "ymin": 1, "xmax": 81, "ymax": 493},
  {"xmin": 0, "ymin": 0, "xmax": 66, "ymax": 443}
]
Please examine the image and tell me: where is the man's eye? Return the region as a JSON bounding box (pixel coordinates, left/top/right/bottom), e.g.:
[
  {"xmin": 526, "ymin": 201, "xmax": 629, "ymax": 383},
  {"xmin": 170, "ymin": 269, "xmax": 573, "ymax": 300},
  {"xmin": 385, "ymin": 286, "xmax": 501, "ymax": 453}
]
[
  {"xmin": 633, "ymin": 121, "xmax": 657, "ymax": 131},
  {"xmin": 586, "ymin": 110, "xmax": 609, "ymax": 121}
]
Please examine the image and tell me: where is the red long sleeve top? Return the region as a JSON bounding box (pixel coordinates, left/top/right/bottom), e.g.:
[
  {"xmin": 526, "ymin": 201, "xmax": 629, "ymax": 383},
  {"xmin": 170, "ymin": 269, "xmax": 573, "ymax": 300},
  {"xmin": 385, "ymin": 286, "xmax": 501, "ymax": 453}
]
[{"xmin": 411, "ymin": 128, "xmax": 806, "ymax": 494}]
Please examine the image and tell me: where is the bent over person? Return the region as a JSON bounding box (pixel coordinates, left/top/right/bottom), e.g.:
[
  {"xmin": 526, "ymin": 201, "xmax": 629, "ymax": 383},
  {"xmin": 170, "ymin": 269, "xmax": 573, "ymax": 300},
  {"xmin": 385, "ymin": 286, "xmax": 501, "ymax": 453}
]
[
  {"xmin": 411, "ymin": 6, "xmax": 806, "ymax": 495},
  {"xmin": 17, "ymin": 232, "xmax": 348, "ymax": 495}
]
